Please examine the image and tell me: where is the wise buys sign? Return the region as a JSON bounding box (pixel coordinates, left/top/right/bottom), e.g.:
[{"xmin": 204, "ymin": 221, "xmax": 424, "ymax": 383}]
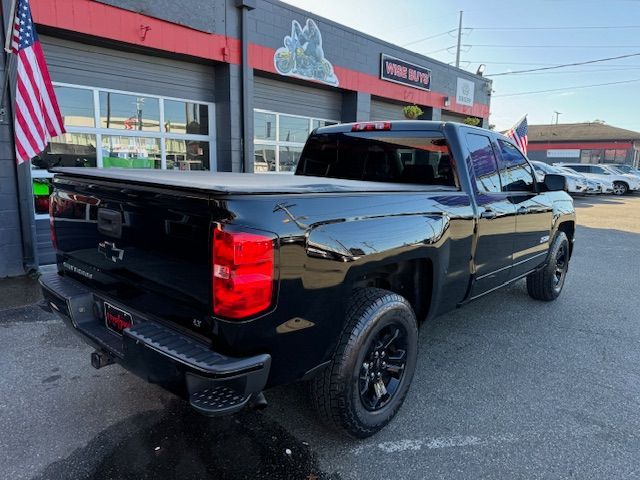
[{"xmin": 380, "ymin": 54, "xmax": 431, "ymax": 91}]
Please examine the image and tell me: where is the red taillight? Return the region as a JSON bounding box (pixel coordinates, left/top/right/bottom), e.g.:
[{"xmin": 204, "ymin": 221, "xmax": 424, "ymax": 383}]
[
  {"xmin": 351, "ymin": 122, "xmax": 392, "ymax": 132},
  {"xmin": 49, "ymin": 195, "xmax": 57, "ymax": 250},
  {"xmin": 212, "ymin": 226, "xmax": 275, "ymax": 319}
]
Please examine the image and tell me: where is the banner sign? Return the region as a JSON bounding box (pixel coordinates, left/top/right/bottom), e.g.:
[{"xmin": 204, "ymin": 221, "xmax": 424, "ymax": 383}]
[
  {"xmin": 380, "ymin": 54, "xmax": 431, "ymax": 91},
  {"xmin": 547, "ymin": 149, "xmax": 580, "ymax": 158},
  {"xmin": 456, "ymin": 78, "xmax": 475, "ymax": 107}
]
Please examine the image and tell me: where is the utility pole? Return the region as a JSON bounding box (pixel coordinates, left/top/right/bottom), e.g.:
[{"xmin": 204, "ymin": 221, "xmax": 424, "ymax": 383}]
[
  {"xmin": 554, "ymin": 111, "xmax": 562, "ymax": 125},
  {"xmin": 455, "ymin": 10, "xmax": 463, "ymax": 68}
]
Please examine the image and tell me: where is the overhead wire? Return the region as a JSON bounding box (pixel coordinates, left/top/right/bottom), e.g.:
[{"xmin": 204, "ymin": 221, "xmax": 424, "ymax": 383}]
[{"xmin": 493, "ymin": 78, "xmax": 640, "ymax": 97}]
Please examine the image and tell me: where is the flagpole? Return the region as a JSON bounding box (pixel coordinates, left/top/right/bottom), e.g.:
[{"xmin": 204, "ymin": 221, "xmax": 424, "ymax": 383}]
[
  {"xmin": 0, "ymin": 0, "xmax": 17, "ymax": 121},
  {"xmin": 4, "ymin": 0, "xmax": 17, "ymax": 52}
]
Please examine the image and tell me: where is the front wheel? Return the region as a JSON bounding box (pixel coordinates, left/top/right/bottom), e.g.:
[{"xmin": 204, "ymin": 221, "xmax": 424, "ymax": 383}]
[
  {"xmin": 310, "ymin": 288, "xmax": 418, "ymax": 438},
  {"xmin": 612, "ymin": 181, "xmax": 628, "ymax": 195},
  {"xmin": 526, "ymin": 232, "xmax": 570, "ymax": 301}
]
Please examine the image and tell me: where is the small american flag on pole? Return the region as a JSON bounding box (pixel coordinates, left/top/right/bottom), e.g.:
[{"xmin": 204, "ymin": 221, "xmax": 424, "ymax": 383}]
[
  {"xmin": 6, "ymin": 0, "xmax": 65, "ymax": 164},
  {"xmin": 506, "ymin": 115, "xmax": 528, "ymax": 155}
]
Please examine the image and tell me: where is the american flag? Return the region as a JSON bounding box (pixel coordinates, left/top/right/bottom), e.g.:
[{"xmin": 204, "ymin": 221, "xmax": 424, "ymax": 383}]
[
  {"xmin": 8, "ymin": 0, "xmax": 65, "ymax": 164},
  {"xmin": 506, "ymin": 115, "xmax": 528, "ymax": 155}
]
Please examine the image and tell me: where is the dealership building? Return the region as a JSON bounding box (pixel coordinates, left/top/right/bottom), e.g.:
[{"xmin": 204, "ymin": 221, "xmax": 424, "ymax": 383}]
[
  {"xmin": 527, "ymin": 122, "xmax": 640, "ymax": 167},
  {"xmin": 0, "ymin": 0, "xmax": 492, "ymax": 277}
]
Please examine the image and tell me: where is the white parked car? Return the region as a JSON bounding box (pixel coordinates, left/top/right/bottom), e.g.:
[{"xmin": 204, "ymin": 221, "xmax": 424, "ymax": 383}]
[
  {"xmin": 531, "ymin": 161, "xmax": 589, "ymax": 194},
  {"xmin": 555, "ymin": 163, "xmax": 640, "ymax": 195},
  {"xmin": 605, "ymin": 164, "xmax": 640, "ymax": 179},
  {"xmin": 556, "ymin": 166, "xmax": 612, "ymax": 194}
]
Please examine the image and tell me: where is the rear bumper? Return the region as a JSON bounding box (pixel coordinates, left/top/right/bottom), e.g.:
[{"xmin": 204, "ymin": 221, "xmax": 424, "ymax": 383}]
[{"xmin": 39, "ymin": 271, "xmax": 271, "ymax": 416}]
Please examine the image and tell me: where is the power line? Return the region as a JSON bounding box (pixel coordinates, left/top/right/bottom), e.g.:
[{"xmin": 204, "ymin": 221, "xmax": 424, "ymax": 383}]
[
  {"xmin": 493, "ymin": 78, "xmax": 640, "ymax": 97},
  {"xmin": 470, "ymin": 44, "xmax": 640, "ymax": 48},
  {"xmin": 470, "ymin": 25, "xmax": 640, "ymax": 31},
  {"xmin": 509, "ymin": 67, "xmax": 640, "ymax": 75},
  {"xmin": 486, "ymin": 52, "xmax": 640, "ymax": 76},
  {"xmin": 401, "ymin": 29, "xmax": 456, "ymax": 47}
]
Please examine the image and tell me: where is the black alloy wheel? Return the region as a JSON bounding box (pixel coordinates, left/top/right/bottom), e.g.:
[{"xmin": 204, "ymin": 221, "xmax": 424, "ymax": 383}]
[{"xmin": 358, "ymin": 324, "xmax": 408, "ymax": 411}]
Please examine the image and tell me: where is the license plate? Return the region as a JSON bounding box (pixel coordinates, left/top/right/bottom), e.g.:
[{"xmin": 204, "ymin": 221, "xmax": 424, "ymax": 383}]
[{"xmin": 104, "ymin": 302, "xmax": 133, "ymax": 335}]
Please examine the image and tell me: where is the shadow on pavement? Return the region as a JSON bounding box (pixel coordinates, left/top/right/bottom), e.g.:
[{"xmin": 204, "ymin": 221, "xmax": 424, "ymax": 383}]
[{"xmin": 33, "ymin": 399, "xmax": 339, "ymax": 480}]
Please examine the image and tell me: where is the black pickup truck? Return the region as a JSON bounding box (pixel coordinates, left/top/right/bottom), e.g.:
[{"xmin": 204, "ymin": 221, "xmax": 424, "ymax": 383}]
[{"xmin": 40, "ymin": 121, "xmax": 575, "ymax": 438}]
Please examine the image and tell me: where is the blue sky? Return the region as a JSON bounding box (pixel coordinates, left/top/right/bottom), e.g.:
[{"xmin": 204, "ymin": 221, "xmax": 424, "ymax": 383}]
[{"xmin": 282, "ymin": 0, "xmax": 640, "ymax": 131}]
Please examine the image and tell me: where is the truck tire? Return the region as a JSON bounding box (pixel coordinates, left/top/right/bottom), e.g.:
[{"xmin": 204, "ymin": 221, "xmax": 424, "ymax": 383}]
[
  {"xmin": 526, "ymin": 232, "xmax": 569, "ymax": 301},
  {"xmin": 612, "ymin": 181, "xmax": 628, "ymax": 195},
  {"xmin": 310, "ymin": 288, "xmax": 418, "ymax": 438}
]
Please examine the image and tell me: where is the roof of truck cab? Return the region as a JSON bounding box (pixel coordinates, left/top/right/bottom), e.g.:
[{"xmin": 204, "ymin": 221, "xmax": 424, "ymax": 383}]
[
  {"xmin": 315, "ymin": 120, "xmax": 447, "ymax": 134},
  {"xmin": 51, "ymin": 168, "xmax": 459, "ymax": 195}
]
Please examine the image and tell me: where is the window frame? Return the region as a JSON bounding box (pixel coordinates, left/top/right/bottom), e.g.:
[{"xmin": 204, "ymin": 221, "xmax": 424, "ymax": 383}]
[
  {"xmin": 33, "ymin": 83, "xmax": 217, "ymax": 219},
  {"xmin": 253, "ymin": 108, "xmax": 338, "ymax": 173},
  {"xmin": 495, "ymin": 138, "xmax": 538, "ymax": 194},
  {"xmin": 465, "ymin": 132, "xmax": 504, "ymax": 194}
]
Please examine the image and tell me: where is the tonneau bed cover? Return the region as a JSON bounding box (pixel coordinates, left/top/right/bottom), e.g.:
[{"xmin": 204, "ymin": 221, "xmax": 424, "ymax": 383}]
[{"xmin": 51, "ymin": 168, "xmax": 456, "ymax": 195}]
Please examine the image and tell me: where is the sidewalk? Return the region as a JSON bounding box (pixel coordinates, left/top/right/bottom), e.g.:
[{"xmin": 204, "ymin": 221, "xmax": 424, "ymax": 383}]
[{"xmin": 0, "ymin": 265, "xmax": 56, "ymax": 310}]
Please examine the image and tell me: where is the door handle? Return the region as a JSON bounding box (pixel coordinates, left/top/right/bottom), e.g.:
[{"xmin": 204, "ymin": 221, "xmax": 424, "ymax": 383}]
[{"xmin": 480, "ymin": 208, "xmax": 497, "ymax": 219}]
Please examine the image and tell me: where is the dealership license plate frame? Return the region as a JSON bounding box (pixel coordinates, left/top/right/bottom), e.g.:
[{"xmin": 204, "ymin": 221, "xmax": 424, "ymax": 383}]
[{"xmin": 104, "ymin": 301, "xmax": 133, "ymax": 335}]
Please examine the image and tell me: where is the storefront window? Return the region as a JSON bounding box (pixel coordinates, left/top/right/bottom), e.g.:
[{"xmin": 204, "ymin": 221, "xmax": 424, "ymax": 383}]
[
  {"xmin": 165, "ymin": 139, "xmax": 210, "ymax": 170},
  {"xmin": 253, "ymin": 109, "xmax": 337, "ymax": 173},
  {"xmin": 164, "ymin": 100, "xmax": 209, "ymax": 135},
  {"xmin": 55, "ymin": 86, "xmax": 94, "ymax": 127},
  {"xmin": 254, "ymin": 144, "xmax": 276, "ymax": 172},
  {"xmin": 99, "ymin": 92, "xmax": 160, "ymax": 131},
  {"xmin": 101, "ymin": 136, "xmax": 161, "ymax": 169},
  {"xmin": 279, "ymin": 145, "xmax": 303, "ymax": 172},
  {"xmin": 254, "ymin": 111, "xmax": 276, "ymax": 141},
  {"xmin": 279, "ymin": 115, "xmax": 310, "ymax": 143},
  {"xmin": 36, "ymin": 133, "xmax": 97, "ymax": 169}
]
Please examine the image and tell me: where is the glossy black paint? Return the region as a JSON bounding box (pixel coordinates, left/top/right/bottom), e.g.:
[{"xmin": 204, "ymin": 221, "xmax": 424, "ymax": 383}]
[{"xmin": 47, "ymin": 121, "xmax": 576, "ymax": 394}]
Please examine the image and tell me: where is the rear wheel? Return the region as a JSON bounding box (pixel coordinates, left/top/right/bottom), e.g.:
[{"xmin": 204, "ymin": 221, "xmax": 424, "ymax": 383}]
[
  {"xmin": 310, "ymin": 288, "xmax": 418, "ymax": 438},
  {"xmin": 612, "ymin": 181, "xmax": 628, "ymax": 195},
  {"xmin": 526, "ymin": 232, "xmax": 569, "ymax": 301}
]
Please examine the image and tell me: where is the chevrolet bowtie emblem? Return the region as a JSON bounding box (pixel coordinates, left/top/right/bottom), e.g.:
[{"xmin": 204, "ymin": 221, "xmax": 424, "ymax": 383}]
[{"xmin": 98, "ymin": 241, "xmax": 124, "ymax": 262}]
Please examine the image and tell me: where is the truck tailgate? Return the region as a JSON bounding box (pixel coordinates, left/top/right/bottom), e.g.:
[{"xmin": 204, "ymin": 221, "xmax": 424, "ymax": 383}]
[{"xmin": 50, "ymin": 174, "xmax": 216, "ymax": 336}]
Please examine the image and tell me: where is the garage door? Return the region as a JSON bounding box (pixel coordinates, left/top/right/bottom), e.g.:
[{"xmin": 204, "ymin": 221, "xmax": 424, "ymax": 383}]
[
  {"xmin": 253, "ymin": 75, "xmax": 341, "ymax": 121},
  {"xmin": 370, "ymin": 99, "xmax": 406, "ymax": 121},
  {"xmin": 35, "ymin": 37, "xmax": 217, "ymax": 265}
]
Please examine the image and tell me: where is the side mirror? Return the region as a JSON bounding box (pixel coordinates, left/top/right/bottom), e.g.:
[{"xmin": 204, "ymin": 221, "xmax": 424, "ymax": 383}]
[{"xmin": 543, "ymin": 174, "xmax": 566, "ymax": 192}]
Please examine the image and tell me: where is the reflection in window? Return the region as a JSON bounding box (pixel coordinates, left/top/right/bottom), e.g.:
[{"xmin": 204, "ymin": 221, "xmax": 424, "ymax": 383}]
[
  {"xmin": 101, "ymin": 136, "xmax": 161, "ymax": 169},
  {"xmin": 253, "ymin": 110, "xmax": 338, "ymax": 173},
  {"xmin": 497, "ymin": 140, "xmax": 535, "ymax": 192},
  {"xmin": 254, "ymin": 144, "xmax": 276, "ymax": 172},
  {"xmin": 466, "ymin": 133, "xmax": 501, "ymax": 193},
  {"xmin": 254, "ymin": 111, "xmax": 276, "ymax": 141},
  {"xmin": 54, "ymin": 86, "xmax": 94, "ymax": 127},
  {"xmin": 99, "ymin": 92, "xmax": 160, "ymax": 131},
  {"xmin": 164, "ymin": 100, "xmax": 209, "ymax": 135},
  {"xmin": 165, "ymin": 139, "xmax": 210, "ymax": 171},
  {"xmin": 279, "ymin": 115, "xmax": 310, "ymax": 143},
  {"xmin": 33, "ymin": 178, "xmax": 52, "ymax": 214},
  {"xmin": 279, "ymin": 145, "xmax": 303, "ymax": 172},
  {"xmin": 312, "ymin": 119, "xmax": 338, "ymax": 130},
  {"xmin": 34, "ymin": 133, "xmax": 97, "ymax": 170}
]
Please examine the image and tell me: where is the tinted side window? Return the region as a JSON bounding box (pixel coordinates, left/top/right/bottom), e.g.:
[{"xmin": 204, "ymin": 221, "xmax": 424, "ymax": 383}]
[
  {"xmin": 465, "ymin": 133, "xmax": 501, "ymax": 193},
  {"xmin": 497, "ymin": 140, "xmax": 535, "ymax": 192},
  {"xmin": 590, "ymin": 166, "xmax": 606, "ymax": 174},
  {"xmin": 568, "ymin": 165, "xmax": 588, "ymax": 173}
]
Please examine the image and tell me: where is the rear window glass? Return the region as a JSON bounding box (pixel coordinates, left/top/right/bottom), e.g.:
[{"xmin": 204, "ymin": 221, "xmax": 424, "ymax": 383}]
[{"xmin": 296, "ymin": 131, "xmax": 457, "ymax": 187}]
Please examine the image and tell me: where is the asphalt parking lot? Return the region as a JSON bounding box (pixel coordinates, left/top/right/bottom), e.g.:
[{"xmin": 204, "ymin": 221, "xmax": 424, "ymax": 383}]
[{"xmin": 1, "ymin": 194, "xmax": 639, "ymax": 480}]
